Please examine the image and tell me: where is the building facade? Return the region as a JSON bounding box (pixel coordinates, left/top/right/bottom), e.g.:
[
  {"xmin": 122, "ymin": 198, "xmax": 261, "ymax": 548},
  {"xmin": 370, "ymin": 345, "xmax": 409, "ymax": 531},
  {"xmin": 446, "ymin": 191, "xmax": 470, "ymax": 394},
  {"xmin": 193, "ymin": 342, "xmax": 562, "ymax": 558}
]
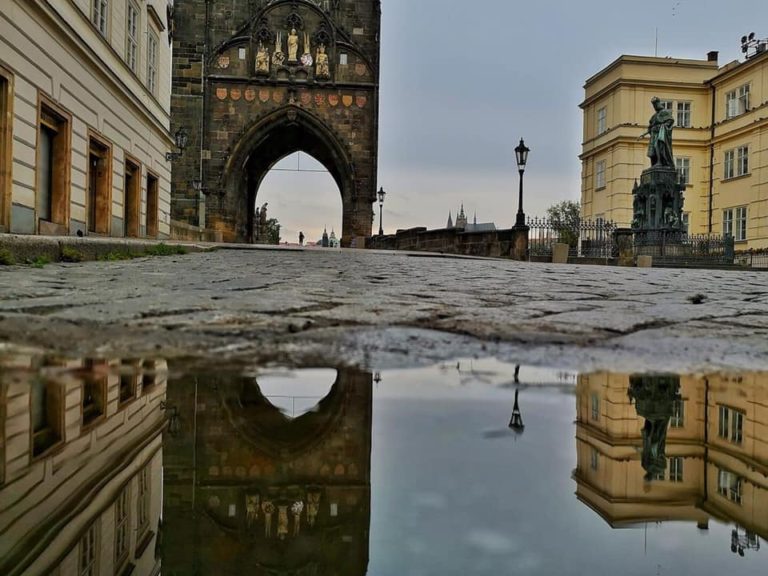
[
  {"xmin": 581, "ymin": 50, "xmax": 768, "ymax": 249},
  {"xmin": 0, "ymin": 355, "xmax": 167, "ymax": 576},
  {"xmin": 170, "ymin": 0, "xmax": 381, "ymax": 246},
  {"xmin": 0, "ymin": 0, "xmax": 174, "ymax": 238}
]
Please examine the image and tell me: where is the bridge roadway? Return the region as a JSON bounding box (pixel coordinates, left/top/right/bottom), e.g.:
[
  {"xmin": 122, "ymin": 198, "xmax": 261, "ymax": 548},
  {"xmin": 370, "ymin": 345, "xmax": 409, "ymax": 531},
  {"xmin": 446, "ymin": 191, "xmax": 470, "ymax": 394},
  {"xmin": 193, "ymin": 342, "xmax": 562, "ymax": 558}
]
[{"xmin": 0, "ymin": 246, "xmax": 766, "ymax": 373}]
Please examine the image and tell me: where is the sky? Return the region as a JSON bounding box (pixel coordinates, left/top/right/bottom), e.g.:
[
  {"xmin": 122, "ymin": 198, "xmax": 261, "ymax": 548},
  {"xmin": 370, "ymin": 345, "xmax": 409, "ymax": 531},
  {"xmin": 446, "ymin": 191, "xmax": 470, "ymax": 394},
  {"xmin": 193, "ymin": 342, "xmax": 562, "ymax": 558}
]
[{"xmin": 258, "ymin": 0, "xmax": 768, "ymax": 244}]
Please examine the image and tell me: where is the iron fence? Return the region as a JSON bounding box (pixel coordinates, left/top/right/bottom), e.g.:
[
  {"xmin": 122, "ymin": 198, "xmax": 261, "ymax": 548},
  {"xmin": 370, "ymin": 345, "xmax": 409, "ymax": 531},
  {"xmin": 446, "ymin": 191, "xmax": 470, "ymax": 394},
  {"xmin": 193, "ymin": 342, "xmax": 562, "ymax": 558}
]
[
  {"xmin": 634, "ymin": 231, "xmax": 735, "ymax": 265},
  {"xmin": 527, "ymin": 217, "xmax": 617, "ymax": 259},
  {"xmin": 733, "ymin": 248, "xmax": 768, "ymax": 270}
]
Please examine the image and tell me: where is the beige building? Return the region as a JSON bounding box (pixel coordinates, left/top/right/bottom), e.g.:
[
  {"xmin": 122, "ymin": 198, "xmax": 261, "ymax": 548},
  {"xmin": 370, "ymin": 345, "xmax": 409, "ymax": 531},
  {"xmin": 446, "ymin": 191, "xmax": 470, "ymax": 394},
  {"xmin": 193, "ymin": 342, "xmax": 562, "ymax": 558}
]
[
  {"xmin": 0, "ymin": 0, "xmax": 174, "ymax": 238},
  {"xmin": 581, "ymin": 49, "xmax": 768, "ymax": 250},
  {"xmin": 0, "ymin": 356, "xmax": 167, "ymax": 576},
  {"xmin": 575, "ymin": 371, "xmax": 768, "ymax": 544}
]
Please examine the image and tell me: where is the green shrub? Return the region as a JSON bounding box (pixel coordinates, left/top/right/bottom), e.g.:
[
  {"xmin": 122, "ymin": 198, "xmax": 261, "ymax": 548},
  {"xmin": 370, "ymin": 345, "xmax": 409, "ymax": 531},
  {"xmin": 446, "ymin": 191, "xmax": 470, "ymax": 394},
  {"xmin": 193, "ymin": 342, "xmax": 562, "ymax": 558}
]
[
  {"xmin": 99, "ymin": 251, "xmax": 133, "ymax": 261},
  {"xmin": 144, "ymin": 243, "xmax": 188, "ymax": 256},
  {"xmin": 0, "ymin": 248, "xmax": 14, "ymax": 266},
  {"xmin": 60, "ymin": 246, "xmax": 84, "ymax": 263},
  {"xmin": 28, "ymin": 256, "xmax": 50, "ymax": 268}
]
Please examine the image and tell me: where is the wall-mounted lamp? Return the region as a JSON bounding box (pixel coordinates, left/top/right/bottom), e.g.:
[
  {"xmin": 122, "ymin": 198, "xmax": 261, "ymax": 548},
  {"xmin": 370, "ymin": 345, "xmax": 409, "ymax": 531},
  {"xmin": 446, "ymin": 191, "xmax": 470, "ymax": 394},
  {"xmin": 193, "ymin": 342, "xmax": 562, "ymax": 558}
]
[{"xmin": 165, "ymin": 127, "xmax": 189, "ymax": 162}]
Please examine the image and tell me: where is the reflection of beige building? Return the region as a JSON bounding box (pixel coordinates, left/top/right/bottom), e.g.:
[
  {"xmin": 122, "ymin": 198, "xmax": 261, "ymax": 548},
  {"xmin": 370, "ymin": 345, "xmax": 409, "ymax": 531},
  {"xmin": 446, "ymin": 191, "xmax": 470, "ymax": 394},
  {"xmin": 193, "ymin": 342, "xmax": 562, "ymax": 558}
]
[
  {"xmin": 0, "ymin": 356, "xmax": 167, "ymax": 576},
  {"xmin": 575, "ymin": 372, "xmax": 768, "ymax": 542},
  {"xmin": 0, "ymin": 0, "xmax": 173, "ymax": 238},
  {"xmin": 581, "ymin": 50, "xmax": 768, "ymax": 249}
]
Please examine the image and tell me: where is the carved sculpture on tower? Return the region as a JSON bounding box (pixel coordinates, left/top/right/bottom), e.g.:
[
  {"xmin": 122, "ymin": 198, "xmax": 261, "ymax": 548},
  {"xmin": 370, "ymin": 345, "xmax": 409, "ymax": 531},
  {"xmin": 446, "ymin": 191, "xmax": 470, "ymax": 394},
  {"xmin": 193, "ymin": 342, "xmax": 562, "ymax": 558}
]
[
  {"xmin": 256, "ymin": 42, "xmax": 270, "ymax": 75},
  {"xmin": 287, "ymin": 28, "xmax": 299, "ymax": 62},
  {"xmin": 632, "ymin": 97, "xmax": 686, "ymax": 237},
  {"xmin": 316, "ymin": 44, "xmax": 330, "ymax": 78}
]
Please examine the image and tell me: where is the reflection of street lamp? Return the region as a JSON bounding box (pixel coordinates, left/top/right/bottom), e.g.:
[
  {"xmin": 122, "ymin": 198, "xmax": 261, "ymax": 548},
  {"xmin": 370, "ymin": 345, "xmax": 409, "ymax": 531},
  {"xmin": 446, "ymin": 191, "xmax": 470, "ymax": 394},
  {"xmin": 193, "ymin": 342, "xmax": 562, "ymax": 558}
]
[
  {"xmin": 377, "ymin": 186, "xmax": 386, "ymax": 236},
  {"xmin": 165, "ymin": 127, "xmax": 190, "ymax": 161},
  {"xmin": 374, "ymin": 372, "xmax": 382, "ymax": 387},
  {"xmin": 508, "ymin": 389, "xmax": 525, "ymax": 432},
  {"xmin": 514, "ymin": 138, "xmax": 530, "ymax": 227}
]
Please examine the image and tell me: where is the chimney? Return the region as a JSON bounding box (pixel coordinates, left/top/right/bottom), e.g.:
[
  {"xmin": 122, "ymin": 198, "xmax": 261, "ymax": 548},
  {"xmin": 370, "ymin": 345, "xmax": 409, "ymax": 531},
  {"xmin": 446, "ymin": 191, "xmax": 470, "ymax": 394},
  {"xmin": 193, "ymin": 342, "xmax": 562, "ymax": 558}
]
[{"xmin": 707, "ymin": 51, "xmax": 719, "ymax": 62}]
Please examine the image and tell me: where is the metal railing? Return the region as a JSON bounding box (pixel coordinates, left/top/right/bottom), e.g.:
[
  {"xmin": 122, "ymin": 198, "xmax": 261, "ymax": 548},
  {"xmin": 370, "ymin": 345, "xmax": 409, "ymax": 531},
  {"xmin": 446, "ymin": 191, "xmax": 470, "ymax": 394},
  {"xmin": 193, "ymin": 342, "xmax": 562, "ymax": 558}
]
[
  {"xmin": 634, "ymin": 231, "xmax": 735, "ymax": 265},
  {"xmin": 527, "ymin": 217, "xmax": 617, "ymax": 258},
  {"xmin": 733, "ymin": 248, "xmax": 768, "ymax": 270}
]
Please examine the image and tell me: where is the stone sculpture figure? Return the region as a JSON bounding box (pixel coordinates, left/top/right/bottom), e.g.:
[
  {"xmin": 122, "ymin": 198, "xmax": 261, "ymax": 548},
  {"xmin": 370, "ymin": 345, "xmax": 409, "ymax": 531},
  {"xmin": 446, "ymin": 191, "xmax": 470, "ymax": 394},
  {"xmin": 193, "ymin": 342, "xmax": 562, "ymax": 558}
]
[
  {"xmin": 641, "ymin": 97, "xmax": 676, "ymax": 168},
  {"xmin": 288, "ymin": 28, "xmax": 299, "ymax": 62},
  {"xmin": 273, "ymin": 31, "xmax": 285, "ymax": 66},
  {"xmin": 316, "ymin": 44, "xmax": 330, "ymax": 78},
  {"xmin": 256, "ymin": 42, "xmax": 270, "ymax": 74}
]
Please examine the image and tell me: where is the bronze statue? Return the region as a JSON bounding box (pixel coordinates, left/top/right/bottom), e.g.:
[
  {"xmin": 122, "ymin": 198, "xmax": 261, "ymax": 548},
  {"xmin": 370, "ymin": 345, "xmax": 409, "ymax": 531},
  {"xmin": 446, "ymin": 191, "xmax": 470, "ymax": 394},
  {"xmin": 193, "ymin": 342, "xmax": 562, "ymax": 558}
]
[{"xmin": 639, "ymin": 97, "xmax": 675, "ymax": 168}]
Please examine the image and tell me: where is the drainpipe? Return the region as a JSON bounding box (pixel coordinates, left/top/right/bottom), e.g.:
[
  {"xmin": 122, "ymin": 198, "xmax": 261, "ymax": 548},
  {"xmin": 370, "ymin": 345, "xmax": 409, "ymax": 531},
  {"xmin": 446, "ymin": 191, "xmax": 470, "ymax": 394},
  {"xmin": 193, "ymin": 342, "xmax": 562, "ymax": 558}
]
[{"xmin": 708, "ymin": 83, "xmax": 716, "ymax": 233}]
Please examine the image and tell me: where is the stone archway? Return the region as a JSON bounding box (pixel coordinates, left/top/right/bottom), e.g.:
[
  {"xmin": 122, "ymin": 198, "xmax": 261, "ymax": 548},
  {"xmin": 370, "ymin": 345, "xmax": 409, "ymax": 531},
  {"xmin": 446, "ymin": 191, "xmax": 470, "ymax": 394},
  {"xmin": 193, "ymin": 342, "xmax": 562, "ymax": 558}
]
[{"xmin": 214, "ymin": 107, "xmax": 367, "ymax": 245}]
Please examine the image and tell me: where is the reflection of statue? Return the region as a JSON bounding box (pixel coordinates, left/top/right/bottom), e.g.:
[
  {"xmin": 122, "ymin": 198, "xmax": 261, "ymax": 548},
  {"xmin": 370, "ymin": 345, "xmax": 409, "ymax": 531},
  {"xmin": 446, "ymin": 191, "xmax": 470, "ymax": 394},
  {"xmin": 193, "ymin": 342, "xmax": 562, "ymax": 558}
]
[
  {"xmin": 262, "ymin": 501, "xmax": 275, "ymax": 537},
  {"xmin": 288, "ymin": 28, "xmax": 299, "ymax": 62},
  {"xmin": 640, "ymin": 97, "xmax": 675, "ymax": 168},
  {"xmin": 628, "ymin": 375, "xmax": 681, "ymax": 481},
  {"xmin": 277, "ymin": 504, "xmax": 289, "ymax": 540},
  {"xmin": 246, "ymin": 495, "xmax": 260, "ymax": 527},
  {"xmin": 316, "ymin": 44, "xmax": 330, "ymax": 78},
  {"xmin": 256, "ymin": 42, "xmax": 270, "ymax": 74},
  {"xmin": 307, "ymin": 490, "xmax": 321, "ymax": 527},
  {"xmin": 291, "ymin": 501, "xmax": 304, "ymax": 536}
]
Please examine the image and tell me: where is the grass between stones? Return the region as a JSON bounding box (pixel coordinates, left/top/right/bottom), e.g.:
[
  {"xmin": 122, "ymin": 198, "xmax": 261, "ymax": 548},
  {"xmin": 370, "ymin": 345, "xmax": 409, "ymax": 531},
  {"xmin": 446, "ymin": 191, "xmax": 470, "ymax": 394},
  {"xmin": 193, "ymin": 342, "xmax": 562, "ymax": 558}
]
[{"xmin": 0, "ymin": 243, "xmax": 191, "ymax": 268}]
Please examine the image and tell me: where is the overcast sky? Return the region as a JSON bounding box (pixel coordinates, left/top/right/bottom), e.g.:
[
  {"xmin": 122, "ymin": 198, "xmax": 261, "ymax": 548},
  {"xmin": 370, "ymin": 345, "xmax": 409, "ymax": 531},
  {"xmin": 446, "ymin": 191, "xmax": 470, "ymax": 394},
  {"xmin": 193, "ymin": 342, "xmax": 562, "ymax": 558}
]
[{"xmin": 258, "ymin": 0, "xmax": 767, "ymax": 244}]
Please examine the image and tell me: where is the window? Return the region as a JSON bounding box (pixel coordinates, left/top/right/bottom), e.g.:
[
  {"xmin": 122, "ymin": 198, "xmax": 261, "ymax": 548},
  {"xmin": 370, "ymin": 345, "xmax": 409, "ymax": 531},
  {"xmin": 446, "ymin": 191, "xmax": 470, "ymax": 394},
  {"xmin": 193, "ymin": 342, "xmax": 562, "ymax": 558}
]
[
  {"xmin": 91, "ymin": 0, "xmax": 108, "ymax": 37},
  {"xmin": 726, "ymin": 84, "xmax": 750, "ymax": 118},
  {"xmin": 0, "ymin": 67, "xmax": 12, "ymax": 232},
  {"xmin": 37, "ymin": 100, "xmax": 71, "ymax": 231},
  {"xmin": 595, "ymin": 160, "xmax": 606, "ymax": 189},
  {"xmin": 671, "ymin": 399, "xmax": 684, "ymax": 428},
  {"xmin": 119, "ymin": 359, "xmax": 141, "ymax": 405},
  {"xmin": 31, "ymin": 379, "xmax": 62, "ymax": 457},
  {"xmin": 590, "ymin": 393, "xmax": 599, "ymax": 421},
  {"xmin": 724, "ymin": 146, "xmax": 749, "ymax": 179},
  {"xmin": 147, "ymin": 29, "xmax": 159, "ymax": 95},
  {"xmin": 676, "ymin": 101, "xmax": 691, "ymax": 128},
  {"xmin": 590, "ymin": 447, "xmax": 599, "ymax": 470},
  {"xmin": 339, "ymin": 53, "xmax": 348, "ymax": 65},
  {"xmin": 670, "ymin": 457, "xmax": 683, "ymax": 482},
  {"xmin": 79, "ymin": 521, "xmax": 98, "ymax": 576},
  {"xmin": 718, "ymin": 405, "xmax": 744, "ymax": 444},
  {"xmin": 81, "ymin": 376, "xmax": 106, "ymax": 427},
  {"xmin": 659, "ymin": 100, "xmax": 674, "ymax": 111},
  {"xmin": 115, "ymin": 486, "xmax": 130, "ymax": 571},
  {"xmin": 675, "ymin": 157, "xmax": 690, "ymax": 185},
  {"xmin": 87, "ymin": 135, "xmax": 111, "ymax": 234},
  {"xmin": 146, "ymin": 172, "xmax": 159, "ymax": 238},
  {"xmin": 126, "ymin": 1, "xmax": 139, "ymax": 73},
  {"xmin": 137, "ymin": 465, "xmax": 150, "ymax": 541},
  {"xmin": 723, "ymin": 207, "xmax": 747, "ymax": 241},
  {"xmin": 717, "ymin": 468, "xmax": 743, "ymax": 504},
  {"xmin": 597, "ymin": 106, "xmax": 607, "ymax": 135}
]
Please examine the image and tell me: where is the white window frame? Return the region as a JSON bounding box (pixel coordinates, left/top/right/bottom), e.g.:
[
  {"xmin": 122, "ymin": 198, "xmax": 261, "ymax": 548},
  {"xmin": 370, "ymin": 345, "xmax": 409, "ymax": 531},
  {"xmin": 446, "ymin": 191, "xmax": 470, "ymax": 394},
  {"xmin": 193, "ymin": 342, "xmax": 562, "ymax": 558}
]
[
  {"xmin": 147, "ymin": 28, "xmax": 159, "ymax": 96},
  {"xmin": 737, "ymin": 145, "xmax": 749, "ymax": 177},
  {"xmin": 91, "ymin": 0, "xmax": 109, "ymax": 37},
  {"xmin": 717, "ymin": 468, "xmax": 743, "ymax": 504},
  {"xmin": 723, "ymin": 208, "xmax": 734, "ymax": 238},
  {"xmin": 670, "ymin": 457, "xmax": 683, "ymax": 482},
  {"xmin": 137, "ymin": 465, "xmax": 150, "ymax": 540},
  {"xmin": 126, "ymin": 0, "xmax": 140, "ymax": 73},
  {"xmin": 659, "ymin": 100, "xmax": 674, "ymax": 111},
  {"xmin": 675, "ymin": 157, "xmax": 690, "ymax": 185},
  {"xmin": 676, "ymin": 101, "xmax": 691, "ymax": 128},
  {"xmin": 115, "ymin": 485, "xmax": 130, "ymax": 571},
  {"xmin": 590, "ymin": 447, "xmax": 599, "ymax": 470},
  {"xmin": 671, "ymin": 399, "xmax": 684, "ymax": 428},
  {"xmin": 595, "ymin": 160, "xmax": 606, "ymax": 190},
  {"xmin": 590, "ymin": 393, "xmax": 599, "ymax": 421},
  {"xmin": 597, "ymin": 106, "xmax": 607, "ymax": 135},
  {"xmin": 735, "ymin": 206, "xmax": 747, "ymax": 242},
  {"xmin": 79, "ymin": 521, "xmax": 99, "ymax": 576},
  {"xmin": 718, "ymin": 405, "xmax": 744, "ymax": 444},
  {"xmin": 726, "ymin": 84, "xmax": 750, "ymax": 119}
]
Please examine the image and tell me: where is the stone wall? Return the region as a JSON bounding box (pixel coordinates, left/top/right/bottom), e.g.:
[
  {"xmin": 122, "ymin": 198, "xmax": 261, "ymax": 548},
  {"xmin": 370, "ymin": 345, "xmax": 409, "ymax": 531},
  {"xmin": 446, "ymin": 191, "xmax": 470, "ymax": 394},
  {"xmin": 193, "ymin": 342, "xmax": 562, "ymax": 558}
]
[{"xmin": 367, "ymin": 226, "xmax": 530, "ymax": 260}]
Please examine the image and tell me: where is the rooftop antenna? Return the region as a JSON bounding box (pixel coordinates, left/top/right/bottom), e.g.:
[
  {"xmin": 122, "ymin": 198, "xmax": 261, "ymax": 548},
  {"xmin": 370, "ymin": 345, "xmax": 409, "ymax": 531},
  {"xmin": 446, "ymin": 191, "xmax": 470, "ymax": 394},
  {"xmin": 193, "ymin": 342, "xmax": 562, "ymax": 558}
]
[{"xmin": 741, "ymin": 32, "xmax": 767, "ymax": 59}]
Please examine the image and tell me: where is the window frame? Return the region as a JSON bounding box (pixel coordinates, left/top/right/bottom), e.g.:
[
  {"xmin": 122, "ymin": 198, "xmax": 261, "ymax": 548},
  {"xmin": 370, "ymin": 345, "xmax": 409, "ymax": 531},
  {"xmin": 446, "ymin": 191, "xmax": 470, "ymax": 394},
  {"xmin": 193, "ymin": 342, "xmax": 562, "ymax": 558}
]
[
  {"xmin": 671, "ymin": 399, "xmax": 684, "ymax": 428},
  {"xmin": 718, "ymin": 405, "xmax": 745, "ymax": 444},
  {"xmin": 717, "ymin": 468, "xmax": 743, "ymax": 505},
  {"xmin": 126, "ymin": 0, "xmax": 140, "ymax": 73},
  {"xmin": 0, "ymin": 64, "xmax": 13, "ymax": 232},
  {"xmin": 147, "ymin": 27, "xmax": 159, "ymax": 96},
  {"xmin": 114, "ymin": 484, "xmax": 131, "ymax": 572},
  {"xmin": 675, "ymin": 157, "xmax": 690, "ymax": 186},
  {"xmin": 91, "ymin": 0, "xmax": 109, "ymax": 38},
  {"xmin": 595, "ymin": 160, "xmax": 606, "ymax": 190},
  {"xmin": 676, "ymin": 101, "xmax": 691, "ymax": 128},
  {"xmin": 36, "ymin": 95, "xmax": 72, "ymax": 232},
  {"xmin": 136, "ymin": 465, "xmax": 151, "ymax": 544},
  {"xmin": 597, "ymin": 106, "xmax": 607, "ymax": 135},
  {"xmin": 79, "ymin": 520, "xmax": 99, "ymax": 576},
  {"xmin": 669, "ymin": 456, "xmax": 683, "ymax": 482},
  {"xmin": 590, "ymin": 393, "xmax": 599, "ymax": 421},
  {"xmin": 726, "ymin": 84, "xmax": 750, "ymax": 119},
  {"xmin": 30, "ymin": 378, "xmax": 64, "ymax": 459}
]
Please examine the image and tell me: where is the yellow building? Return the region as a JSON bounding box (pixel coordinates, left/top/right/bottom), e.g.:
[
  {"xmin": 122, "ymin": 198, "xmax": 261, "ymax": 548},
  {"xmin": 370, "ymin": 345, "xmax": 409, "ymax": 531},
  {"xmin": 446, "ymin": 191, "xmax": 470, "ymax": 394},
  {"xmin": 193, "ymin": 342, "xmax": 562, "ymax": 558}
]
[
  {"xmin": 575, "ymin": 371, "xmax": 768, "ymax": 546},
  {"xmin": 0, "ymin": 0, "xmax": 174, "ymax": 238},
  {"xmin": 581, "ymin": 49, "xmax": 768, "ymax": 249},
  {"xmin": 0, "ymin": 355, "xmax": 167, "ymax": 576}
]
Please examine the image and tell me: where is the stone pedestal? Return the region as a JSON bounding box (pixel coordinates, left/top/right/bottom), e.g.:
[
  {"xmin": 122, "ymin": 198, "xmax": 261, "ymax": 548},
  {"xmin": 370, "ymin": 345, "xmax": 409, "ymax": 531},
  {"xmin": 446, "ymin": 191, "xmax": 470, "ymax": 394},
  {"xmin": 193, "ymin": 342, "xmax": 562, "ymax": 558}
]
[
  {"xmin": 613, "ymin": 228, "xmax": 635, "ymax": 267},
  {"xmin": 632, "ymin": 166, "xmax": 685, "ymax": 237}
]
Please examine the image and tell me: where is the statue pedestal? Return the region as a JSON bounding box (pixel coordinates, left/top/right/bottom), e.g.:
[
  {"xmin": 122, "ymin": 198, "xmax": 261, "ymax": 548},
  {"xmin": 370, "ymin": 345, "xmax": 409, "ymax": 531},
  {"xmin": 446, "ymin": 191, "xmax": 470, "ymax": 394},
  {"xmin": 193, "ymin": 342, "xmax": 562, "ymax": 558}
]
[{"xmin": 632, "ymin": 165, "xmax": 685, "ymax": 238}]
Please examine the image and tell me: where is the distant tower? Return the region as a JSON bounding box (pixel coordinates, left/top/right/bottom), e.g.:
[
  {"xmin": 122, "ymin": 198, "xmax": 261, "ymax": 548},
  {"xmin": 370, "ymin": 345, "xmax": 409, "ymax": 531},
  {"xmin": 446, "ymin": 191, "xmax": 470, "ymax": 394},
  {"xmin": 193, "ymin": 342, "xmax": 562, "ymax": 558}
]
[
  {"xmin": 446, "ymin": 211, "xmax": 454, "ymax": 229},
  {"xmin": 455, "ymin": 204, "xmax": 467, "ymax": 229},
  {"xmin": 321, "ymin": 227, "xmax": 329, "ymax": 248}
]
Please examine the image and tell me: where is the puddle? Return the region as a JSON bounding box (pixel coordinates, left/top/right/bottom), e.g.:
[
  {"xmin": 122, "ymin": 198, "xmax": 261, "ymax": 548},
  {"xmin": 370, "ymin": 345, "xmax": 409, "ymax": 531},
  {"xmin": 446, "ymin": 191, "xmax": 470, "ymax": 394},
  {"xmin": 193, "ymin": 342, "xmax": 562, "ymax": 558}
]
[{"xmin": 0, "ymin": 355, "xmax": 765, "ymax": 575}]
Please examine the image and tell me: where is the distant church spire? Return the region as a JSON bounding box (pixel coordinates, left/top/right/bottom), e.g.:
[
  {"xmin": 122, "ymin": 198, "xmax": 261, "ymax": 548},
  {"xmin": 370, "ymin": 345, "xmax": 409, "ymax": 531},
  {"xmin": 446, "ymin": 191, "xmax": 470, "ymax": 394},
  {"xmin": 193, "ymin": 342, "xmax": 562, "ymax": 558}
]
[
  {"xmin": 447, "ymin": 211, "xmax": 453, "ymax": 228},
  {"xmin": 456, "ymin": 204, "xmax": 467, "ymax": 228}
]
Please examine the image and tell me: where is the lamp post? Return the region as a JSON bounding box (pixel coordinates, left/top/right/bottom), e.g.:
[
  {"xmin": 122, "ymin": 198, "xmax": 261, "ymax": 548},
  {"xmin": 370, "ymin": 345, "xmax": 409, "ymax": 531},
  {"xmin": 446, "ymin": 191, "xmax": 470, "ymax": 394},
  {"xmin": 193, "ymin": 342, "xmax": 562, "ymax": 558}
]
[
  {"xmin": 514, "ymin": 138, "xmax": 530, "ymax": 228},
  {"xmin": 377, "ymin": 186, "xmax": 386, "ymax": 236},
  {"xmin": 165, "ymin": 127, "xmax": 189, "ymax": 162}
]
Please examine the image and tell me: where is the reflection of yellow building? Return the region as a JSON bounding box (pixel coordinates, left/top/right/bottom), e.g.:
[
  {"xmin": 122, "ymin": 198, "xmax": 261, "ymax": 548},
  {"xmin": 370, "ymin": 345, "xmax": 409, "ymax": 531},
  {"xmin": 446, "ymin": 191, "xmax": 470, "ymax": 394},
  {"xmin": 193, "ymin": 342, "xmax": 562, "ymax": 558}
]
[
  {"xmin": 0, "ymin": 356, "xmax": 167, "ymax": 576},
  {"xmin": 581, "ymin": 50, "xmax": 768, "ymax": 249},
  {"xmin": 575, "ymin": 372, "xmax": 768, "ymax": 543}
]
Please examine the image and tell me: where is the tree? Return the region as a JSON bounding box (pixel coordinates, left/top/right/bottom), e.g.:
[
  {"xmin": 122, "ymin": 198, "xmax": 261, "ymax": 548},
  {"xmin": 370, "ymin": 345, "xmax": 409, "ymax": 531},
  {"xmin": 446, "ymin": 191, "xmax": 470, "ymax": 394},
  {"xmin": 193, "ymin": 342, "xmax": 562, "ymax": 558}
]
[
  {"xmin": 265, "ymin": 218, "xmax": 281, "ymax": 245},
  {"xmin": 546, "ymin": 200, "xmax": 581, "ymax": 247}
]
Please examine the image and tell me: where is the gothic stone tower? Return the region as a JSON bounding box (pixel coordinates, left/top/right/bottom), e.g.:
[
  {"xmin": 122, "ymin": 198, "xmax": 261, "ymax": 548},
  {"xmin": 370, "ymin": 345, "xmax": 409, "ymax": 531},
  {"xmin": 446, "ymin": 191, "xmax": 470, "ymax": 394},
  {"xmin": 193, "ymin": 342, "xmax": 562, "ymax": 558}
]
[{"xmin": 171, "ymin": 0, "xmax": 381, "ymax": 246}]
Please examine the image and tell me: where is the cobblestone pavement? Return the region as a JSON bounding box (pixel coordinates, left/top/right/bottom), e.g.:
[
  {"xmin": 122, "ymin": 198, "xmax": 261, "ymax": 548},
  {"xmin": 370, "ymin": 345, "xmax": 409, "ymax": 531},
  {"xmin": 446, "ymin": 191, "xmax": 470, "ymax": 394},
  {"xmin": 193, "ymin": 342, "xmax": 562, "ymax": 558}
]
[{"xmin": 0, "ymin": 248, "xmax": 767, "ymax": 372}]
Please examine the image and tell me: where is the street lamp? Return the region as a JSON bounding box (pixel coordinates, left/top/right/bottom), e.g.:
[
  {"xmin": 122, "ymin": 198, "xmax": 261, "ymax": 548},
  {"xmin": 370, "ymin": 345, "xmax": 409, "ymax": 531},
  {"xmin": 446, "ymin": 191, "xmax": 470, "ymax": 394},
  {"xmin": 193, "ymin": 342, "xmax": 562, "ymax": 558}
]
[
  {"xmin": 377, "ymin": 186, "xmax": 386, "ymax": 236},
  {"xmin": 514, "ymin": 138, "xmax": 530, "ymax": 227},
  {"xmin": 165, "ymin": 127, "xmax": 189, "ymax": 161}
]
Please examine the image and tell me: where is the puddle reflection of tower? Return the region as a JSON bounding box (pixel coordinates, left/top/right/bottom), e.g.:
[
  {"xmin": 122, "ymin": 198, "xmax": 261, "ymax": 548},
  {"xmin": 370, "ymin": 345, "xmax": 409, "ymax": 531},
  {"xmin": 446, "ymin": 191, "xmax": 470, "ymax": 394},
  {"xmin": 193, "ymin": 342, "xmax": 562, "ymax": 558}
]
[
  {"xmin": 509, "ymin": 389, "xmax": 525, "ymax": 433},
  {"xmin": 162, "ymin": 367, "xmax": 373, "ymax": 575}
]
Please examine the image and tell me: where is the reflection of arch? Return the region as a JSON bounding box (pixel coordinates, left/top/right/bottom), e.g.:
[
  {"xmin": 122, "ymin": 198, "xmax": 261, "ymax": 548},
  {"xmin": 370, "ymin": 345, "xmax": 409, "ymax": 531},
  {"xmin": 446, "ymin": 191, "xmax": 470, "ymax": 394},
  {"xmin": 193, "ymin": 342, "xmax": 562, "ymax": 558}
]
[
  {"xmin": 217, "ymin": 106, "xmax": 356, "ymax": 243},
  {"xmin": 222, "ymin": 370, "xmax": 346, "ymax": 458}
]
